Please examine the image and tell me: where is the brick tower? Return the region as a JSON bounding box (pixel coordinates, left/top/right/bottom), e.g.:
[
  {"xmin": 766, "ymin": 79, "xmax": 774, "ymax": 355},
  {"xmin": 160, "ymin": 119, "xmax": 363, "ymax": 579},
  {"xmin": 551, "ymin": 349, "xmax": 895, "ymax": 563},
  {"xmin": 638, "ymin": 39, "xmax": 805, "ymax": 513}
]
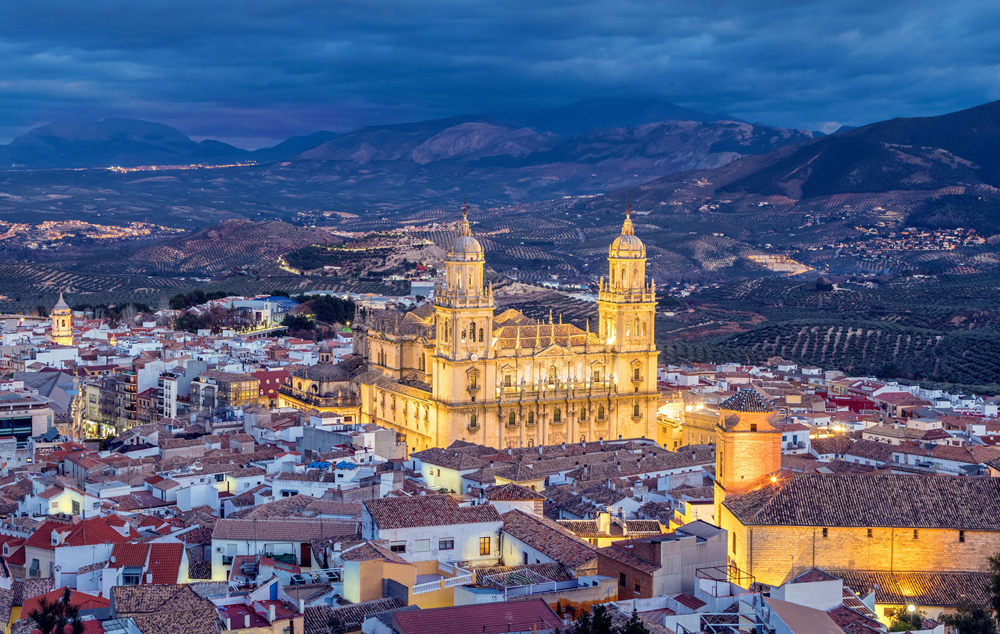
[{"xmin": 713, "ymin": 387, "xmax": 782, "ymax": 521}]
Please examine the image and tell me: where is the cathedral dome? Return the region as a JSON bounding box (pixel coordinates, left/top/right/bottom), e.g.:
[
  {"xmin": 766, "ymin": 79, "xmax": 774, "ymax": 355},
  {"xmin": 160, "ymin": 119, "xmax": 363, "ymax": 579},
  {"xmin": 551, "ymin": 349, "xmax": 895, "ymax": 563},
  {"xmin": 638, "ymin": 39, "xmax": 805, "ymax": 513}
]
[
  {"xmin": 609, "ymin": 213, "xmax": 645, "ymax": 259},
  {"xmin": 447, "ymin": 204, "xmax": 483, "ymax": 258}
]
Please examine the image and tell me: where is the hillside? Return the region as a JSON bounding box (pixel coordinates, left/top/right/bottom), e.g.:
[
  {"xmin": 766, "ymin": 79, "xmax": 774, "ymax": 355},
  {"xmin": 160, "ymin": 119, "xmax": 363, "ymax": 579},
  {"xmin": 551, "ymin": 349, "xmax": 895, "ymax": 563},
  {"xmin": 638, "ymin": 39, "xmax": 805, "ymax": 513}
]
[
  {"xmin": 499, "ymin": 98, "xmax": 736, "ymax": 136},
  {"xmin": 62, "ymin": 220, "xmax": 340, "ymax": 276}
]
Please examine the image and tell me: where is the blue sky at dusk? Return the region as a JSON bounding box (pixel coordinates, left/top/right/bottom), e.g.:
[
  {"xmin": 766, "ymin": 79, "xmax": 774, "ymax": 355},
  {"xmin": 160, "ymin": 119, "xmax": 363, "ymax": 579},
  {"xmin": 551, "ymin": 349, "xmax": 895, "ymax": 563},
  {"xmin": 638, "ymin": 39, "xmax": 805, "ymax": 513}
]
[{"xmin": 2, "ymin": 0, "xmax": 999, "ymax": 147}]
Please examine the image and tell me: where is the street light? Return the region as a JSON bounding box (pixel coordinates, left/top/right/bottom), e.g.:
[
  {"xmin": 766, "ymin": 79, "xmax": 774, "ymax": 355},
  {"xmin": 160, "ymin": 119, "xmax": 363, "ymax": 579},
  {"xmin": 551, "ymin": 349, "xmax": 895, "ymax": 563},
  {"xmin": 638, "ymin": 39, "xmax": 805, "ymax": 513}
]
[{"xmin": 908, "ymin": 604, "xmax": 916, "ymax": 629}]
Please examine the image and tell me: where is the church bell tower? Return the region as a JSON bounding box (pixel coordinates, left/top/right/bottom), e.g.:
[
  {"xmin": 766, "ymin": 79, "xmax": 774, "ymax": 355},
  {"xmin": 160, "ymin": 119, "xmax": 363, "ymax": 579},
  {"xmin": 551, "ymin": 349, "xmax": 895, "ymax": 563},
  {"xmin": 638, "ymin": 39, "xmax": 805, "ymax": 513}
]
[{"xmin": 51, "ymin": 292, "xmax": 73, "ymax": 346}]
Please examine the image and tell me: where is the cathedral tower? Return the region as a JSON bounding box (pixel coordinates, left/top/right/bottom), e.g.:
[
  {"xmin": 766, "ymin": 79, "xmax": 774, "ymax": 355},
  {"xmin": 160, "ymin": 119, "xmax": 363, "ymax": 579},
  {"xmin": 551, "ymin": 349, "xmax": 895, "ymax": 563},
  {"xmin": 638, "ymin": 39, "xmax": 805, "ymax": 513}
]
[
  {"xmin": 51, "ymin": 292, "xmax": 73, "ymax": 346},
  {"xmin": 713, "ymin": 387, "xmax": 782, "ymax": 520},
  {"xmin": 598, "ymin": 208, "xmax": 656, "ymax": 354}
]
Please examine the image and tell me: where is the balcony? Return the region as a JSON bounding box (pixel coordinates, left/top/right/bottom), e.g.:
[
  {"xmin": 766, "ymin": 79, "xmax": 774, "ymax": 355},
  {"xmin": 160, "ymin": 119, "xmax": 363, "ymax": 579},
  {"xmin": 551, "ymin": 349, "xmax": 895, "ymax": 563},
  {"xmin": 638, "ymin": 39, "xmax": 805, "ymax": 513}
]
[
  {"xmin": 411, "ymin": 561, "xmax": 473, "ymax": 595},
  {"xmin": 278, "ymin": 386, "xmax": 361, "ymax": 409},
  {"xmin": 494, "ymin": 380, "xmax": 618, "ymax": 403}
]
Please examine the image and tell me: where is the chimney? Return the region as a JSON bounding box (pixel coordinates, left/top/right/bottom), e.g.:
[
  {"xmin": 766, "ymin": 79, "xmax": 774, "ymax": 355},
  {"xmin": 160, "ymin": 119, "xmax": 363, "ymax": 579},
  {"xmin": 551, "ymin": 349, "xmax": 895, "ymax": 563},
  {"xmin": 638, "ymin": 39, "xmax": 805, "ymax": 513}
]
[
  {"xmin": 691, "ymin": 451, "xmax": 696, "ymax": 460},
  {"xmin": 538, "ymin": 445, "xmax": 543, "ymax": 456},
  {"xmin": 489, "ymin": 461, "xmax": 494, "ymax": 469},
  {"xmin": 269, "ymin": 604, "xmax": 276, "ymax": 622},
  {"xmin": 561, "ymin": 442, "xmax": 566, "ymax": 451},
  {"xmin": 244, "ymin": 615, "xmax": 251, "ymax": 629},
  {"xmin": 298, "ymin": 599, "xmax": 305, "ymax": 614},
  {"xmin": 599, "ymin": 439, "xmax": 604, "ymax": 447}
]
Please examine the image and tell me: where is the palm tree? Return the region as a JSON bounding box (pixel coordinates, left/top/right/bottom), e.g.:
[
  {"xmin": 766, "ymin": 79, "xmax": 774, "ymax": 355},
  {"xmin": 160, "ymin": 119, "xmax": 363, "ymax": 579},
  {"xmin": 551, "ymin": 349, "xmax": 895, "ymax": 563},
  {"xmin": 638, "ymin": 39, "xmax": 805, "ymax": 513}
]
[{"xmin": 29, "ymin": 587, "xmax": 85, "ymax": 634}]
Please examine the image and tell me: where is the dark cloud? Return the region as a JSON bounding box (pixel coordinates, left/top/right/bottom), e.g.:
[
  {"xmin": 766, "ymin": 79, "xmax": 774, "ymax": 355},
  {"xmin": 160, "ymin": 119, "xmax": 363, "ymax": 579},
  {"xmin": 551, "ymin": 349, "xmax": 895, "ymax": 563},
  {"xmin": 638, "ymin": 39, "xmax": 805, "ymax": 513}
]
[{"xmin": 1, "ymin": 0, "xmax": 997, "ymax": 146}]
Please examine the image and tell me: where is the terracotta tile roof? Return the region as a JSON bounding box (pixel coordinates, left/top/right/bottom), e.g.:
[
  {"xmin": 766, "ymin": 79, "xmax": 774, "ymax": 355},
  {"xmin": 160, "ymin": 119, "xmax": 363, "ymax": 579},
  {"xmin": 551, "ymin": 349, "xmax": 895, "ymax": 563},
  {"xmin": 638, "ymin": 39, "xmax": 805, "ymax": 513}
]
[
  {"xmin": 363, "ymin": 495, "xmax": 502, "ymax": 530},
  {"xmin": 673, "ymin": 593, "xmax": 706, "ymax": 610},
  {"xmin": 832, "ymin": 570, "xmax": 990, "ymax": 607},
  {"xmin": 725, "ymin": 473, "xmax": 1000, "ymax": 530},
  {"xmin": 484, "ymin": 482, "xmax": 545, "ymax": 501},
  {"xmin": 500, "ymin": 510, "xmax": 597, "ymax": 569},
  {"xmin": 720, "ymin": 388, "xmax": 776, "ymax": 413},
  {"xmin": 306, "ymin": 597, "xmax": 404, "ymax": 633},
  {"xmin": 111, "ymin": 583, "xmax": 218, "ymax": 634},
  {"xmin": 392, "ymin": 598, "xmax": 562, "ymax": 634},
  {"xmin": 340, "ymin": 541, "xmax": 409, "ymax": 565},
  {"xmin": 109, "ymin": 543, "xmax": 148, "ymax": 567},
  {"xmin": 789, "ymin": 568, "xmax": 839, "ymax": 584},
  {"xmin": 827, "ymin": 604, "xmax": 884, "ymax": 634},
  {"xmin": 557, "ymin": 519, "xmax": 607, "ymax": 538},
  {"xmin": 597, "ymin": 542, "xmax": 660, "ymax": 574},
  {"xmin": 213, "ymin": 518, "xmax": 359, "ymax": 541},
  {"xmin": 473, "ymin": 562, "xmax": 575, "ymax": 584},
  {"xmin": 23, "ymin": 588, "xmax": 109, "ymax": 616}
]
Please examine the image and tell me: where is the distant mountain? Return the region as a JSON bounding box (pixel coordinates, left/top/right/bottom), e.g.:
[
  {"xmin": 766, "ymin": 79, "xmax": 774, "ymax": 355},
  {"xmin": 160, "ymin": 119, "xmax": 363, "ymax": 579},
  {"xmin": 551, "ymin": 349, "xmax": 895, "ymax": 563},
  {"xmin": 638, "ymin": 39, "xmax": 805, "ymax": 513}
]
[
  {"xmin": 250, "ymin": 131, "xmax": 339, "ymax": 161},
  {"xmin": 716, "ymin": 100, "xmax": 1000, "ymax": 199},
  {"xmin": 509, "ymin": 120, "xmax": 813, "ymax": 171},
  {"xmin": 499, "ymin": 98, "xmax": 737, "ymax": 136},
  {"xmin": 0, "ymin": 118, "xmax": 249, "ymax": 168},
  {"xmin": 0, "ymin": 118, "xmax": 340, "ymax": 169},
  {"xmin": 294, "ymin": 115, "xmax": 558, "ymax": 163}
]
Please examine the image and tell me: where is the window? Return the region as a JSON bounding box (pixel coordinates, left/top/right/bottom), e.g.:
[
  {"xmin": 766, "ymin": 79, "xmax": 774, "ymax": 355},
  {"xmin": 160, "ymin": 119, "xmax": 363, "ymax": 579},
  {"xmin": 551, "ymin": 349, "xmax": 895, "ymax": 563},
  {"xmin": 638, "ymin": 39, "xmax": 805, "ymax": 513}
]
[
  {"xmin": 593, "ymin": 369, "xmax": 602, "ymax": 382},
  {"xmin": 508, "ymin": 412, "xmax": 516, "ymax": 426},
  {"xmin": 635, "ymin": 582, "xmax": 641, "ymax": 594},
  {"xmin": 598, "ymin": 406, "xmax": 605, "ymax": 420},
  {"xmin": 822, "ymin": 528, "xmax": 828, "ymax": 538},
  {"xmin": 750, "ymin": 423, "xmax": 757, "ymax": 432},
  {"xmin": 553, "ymin": 408, "xmax": 561, "ymax": 423},
  {"xmin": 479, "ymin": 328, "xmax": 485, "ymax": 342},
  {"xmin": 215, "ymin": 473, "xmax": 225, "ymax": 482},
  {"xmin": 959, "ymin": 531, "xmax": 966, "ymax": 543},
  {"xmin": 867, "ymin": 528, "xmax": 873, "ymax": 538},
  {"xmin": 122, "ymin": 567, "xmax": 143, "ymax": 585},
  {"xmin": 548, "ymin": 366, "xmax": 557, "ymax": 385},
  {"xmin": 390, "ymin": 542, "xmax": 407, "ymax": 553},
  {"xmin": 580, "ymin": 408, "xmax": 587, "ymax": 420},
  {"xmin": 732, "ymin": 533, "xmax": 737, "ymax": 555},
  {"xmin": 414, "ymin": 540, "xmax": 430, "ymax": 553},
  {"xmin": 439, "ymin": 539, "xmax": 454, "ymax": 550},
  {"xmin": 633, "ymin": 404, "xmax": 640, "ymax": 418},
  {"xmin": 470, "ymin": 414, "xmax": 478, "ymax": 429},
  {"xmin": 461, "ymin": 329, "xmax": 466, "ymax": 342},
  {"xmin": 633, "ymin": 367, "xmax": 640, "ymax": 381},
  {"xmin": 913, "ymin": 530, "xmax": 919, "ymax": 540},
  {"xmin": 619, "ymin": 573, "xmax": 626, "ymax": 587},
  {"xmin": 72, "ymin": 500, "xmax": 80, "ymax": 515},
  {"xmin": 527, "ymin": 411, "xmax": 535, "ymax": 425},
  {"xmin": 469, "ymin": 375, "xmax": 477, "ymax": 389},
  {"xmin": 504, "ymin": 374, "xmax": 512, "ymax": 387},
  {"xmin": 479, "ymin": 537, "xmax": 491, "ymax": 556}
]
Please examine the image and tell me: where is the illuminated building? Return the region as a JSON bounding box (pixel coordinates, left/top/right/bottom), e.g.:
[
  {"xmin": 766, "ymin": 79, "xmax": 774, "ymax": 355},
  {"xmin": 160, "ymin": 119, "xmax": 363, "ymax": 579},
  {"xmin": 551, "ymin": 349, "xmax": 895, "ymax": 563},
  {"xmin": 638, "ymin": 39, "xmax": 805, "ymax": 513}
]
[
  {"xmin": 50, "ymin": 292, "xmax": 73, "ymax": 346},
  {"xmin": 284, "ymin": 205, "xmax": 660, "ymax": 453}
]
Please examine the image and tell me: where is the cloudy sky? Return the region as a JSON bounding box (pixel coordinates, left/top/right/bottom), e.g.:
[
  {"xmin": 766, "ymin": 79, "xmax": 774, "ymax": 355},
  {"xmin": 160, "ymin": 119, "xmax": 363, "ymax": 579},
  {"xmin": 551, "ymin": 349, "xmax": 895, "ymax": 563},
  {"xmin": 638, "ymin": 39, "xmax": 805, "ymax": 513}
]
[{"xmin": 2, "ymin": 0, "xmax": 998, "ymax": 147}]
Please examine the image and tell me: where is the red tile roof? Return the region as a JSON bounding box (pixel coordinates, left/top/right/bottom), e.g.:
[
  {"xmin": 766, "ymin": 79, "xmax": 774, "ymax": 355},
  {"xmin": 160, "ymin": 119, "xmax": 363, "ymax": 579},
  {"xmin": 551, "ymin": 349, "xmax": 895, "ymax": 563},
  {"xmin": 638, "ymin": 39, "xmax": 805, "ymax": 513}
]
[
  {"xmin": 363, "ymin": 495, "xmax": 502, "ymax": 530},
  {"xmin": 392, "ymin": 599, "xmax": 562, "ymax": 634},
  {"xmin": 23, "ymin": 588, "xmax": 109, "ymax": 616},
  {"xmin": 110, "ymin": 543, "xmax": 149, "ymax": 567}
]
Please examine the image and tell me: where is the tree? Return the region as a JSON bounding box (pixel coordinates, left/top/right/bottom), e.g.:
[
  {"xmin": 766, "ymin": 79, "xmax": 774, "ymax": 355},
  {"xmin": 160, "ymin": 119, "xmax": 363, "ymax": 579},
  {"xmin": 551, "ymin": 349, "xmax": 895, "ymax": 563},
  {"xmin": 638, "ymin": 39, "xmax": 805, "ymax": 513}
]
[
  {"xmin": 571, "ymin": 604, "xmax": 615, "ymax": 634},
  {"xmin": 621, "ymin": 608, "xmax": 651, "ymax": 634},
  {"xmin": 29, "ymin": 587, "xmax": 85, "ymax": 634},
  {"xmin": 888, "ymin": 606, "xmax": 924, "ymax": 632},
  {"xmin": 940, "ymin": 602, "xmax": 998, "ymax": 634},
  {"xmin": 36, "ymin": 305, "xmax": 50, "ymax": 317},
  {"xmin": 989, "ymin": 552, "xmax": 1000, "ymax": 623}
]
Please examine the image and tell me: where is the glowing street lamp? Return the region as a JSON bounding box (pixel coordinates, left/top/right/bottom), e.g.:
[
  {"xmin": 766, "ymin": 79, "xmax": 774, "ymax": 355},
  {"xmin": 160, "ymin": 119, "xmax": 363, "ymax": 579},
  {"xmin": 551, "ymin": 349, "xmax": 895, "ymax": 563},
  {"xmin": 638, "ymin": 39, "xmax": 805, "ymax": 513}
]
[{"xmin": 908, "ymin": 604, "xmax": 916, "ymax": 629}]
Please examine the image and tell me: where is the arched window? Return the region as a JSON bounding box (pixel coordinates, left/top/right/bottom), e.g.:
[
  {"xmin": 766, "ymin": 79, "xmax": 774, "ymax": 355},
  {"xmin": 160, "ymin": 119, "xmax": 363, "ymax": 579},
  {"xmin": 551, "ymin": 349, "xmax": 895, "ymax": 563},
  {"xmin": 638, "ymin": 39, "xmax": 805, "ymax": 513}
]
[
  {"xmin": 461, "ymin": 329, "xmax": 467, "ymax": 342},
  {"xmin": 470, "ymin": 322, "xmax": 476, "ymax": 340},
  {"xmin": 479, "ymin": 327, "xmax": 484, "ymax": 342},
  {"xmin": 580, "ymin": 408, "xmax": 587, "ymax": 420},
  {"xmin": 527, "ymin": 411, "xmax": 535, "ymax": 425},
  {"xmin": 611, "ymin": 269, "xmax": 615, "ymax": 285},
  {"xmin": 553, "ymin": 408, "xmax": 561, "ymax": 423},
  {"xmin": 527, "ymin": 438, "xmax": 534, "ymax": 447},
  {"xmin": 633, "ymin": 367, "xmax": 640, "ymax": 381},
  {"xmin": 633, "ymin": 267, "xmax": 638, "ymax": 285},
  {"xmin": 621, "ymin": 267, "xmax": 627, "ymax": 285},
  {"xmin": 508, "ymin": 412, "xmax": 516, "ymax": 426},
  {"xmin": 634, "ymin": 316, "xmax": 640, "ymax": 333},
  {"xmin": 633, "ymin": 403, "xmax": 640, "ymax": 417},
  {"xmin": 548, "ymin": 366, "xmax": 557, "ymax": 385},
  {"xmin": 641, "ymin": 321, "xmax": 646, "ymax": 337},
  {"xmin": 580, "ymin": 435, "xmax": 587, "ymax": 443},
  {"xmin": 598, "ymin": 406, "xmax": 605, "ymax": 420},
  {"xmin": 468, "ymin": 273, "xmax": 474, "ymax": 289},
  {"xmin": 470, "ymin": 414, "xmax": 477, "ymax": 428}
]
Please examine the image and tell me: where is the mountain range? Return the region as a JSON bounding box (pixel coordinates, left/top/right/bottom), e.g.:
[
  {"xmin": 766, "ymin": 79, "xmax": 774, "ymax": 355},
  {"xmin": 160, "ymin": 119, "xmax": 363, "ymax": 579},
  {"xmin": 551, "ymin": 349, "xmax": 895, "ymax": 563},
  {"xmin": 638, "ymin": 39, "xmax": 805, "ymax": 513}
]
[{"xmin": 0, "ymin": 98, "xmax": 802, "ymax": 170}]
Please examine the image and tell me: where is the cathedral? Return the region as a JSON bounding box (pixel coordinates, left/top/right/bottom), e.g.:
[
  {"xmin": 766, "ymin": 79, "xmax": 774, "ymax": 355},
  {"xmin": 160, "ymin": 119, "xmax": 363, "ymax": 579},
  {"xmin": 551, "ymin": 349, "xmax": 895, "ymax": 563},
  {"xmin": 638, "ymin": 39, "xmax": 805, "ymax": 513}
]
[{"xmin": 280, "ymin": 206, "xmax": 660, "ymax": 453}]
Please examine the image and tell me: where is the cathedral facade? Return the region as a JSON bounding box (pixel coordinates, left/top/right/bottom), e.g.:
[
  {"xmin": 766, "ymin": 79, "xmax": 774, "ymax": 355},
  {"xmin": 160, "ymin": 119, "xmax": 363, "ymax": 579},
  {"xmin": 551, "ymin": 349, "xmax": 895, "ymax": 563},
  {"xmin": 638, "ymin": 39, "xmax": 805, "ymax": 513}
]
[{"xmin": 347, "ymin": 207, "xmax": 660, "ymax": 453}]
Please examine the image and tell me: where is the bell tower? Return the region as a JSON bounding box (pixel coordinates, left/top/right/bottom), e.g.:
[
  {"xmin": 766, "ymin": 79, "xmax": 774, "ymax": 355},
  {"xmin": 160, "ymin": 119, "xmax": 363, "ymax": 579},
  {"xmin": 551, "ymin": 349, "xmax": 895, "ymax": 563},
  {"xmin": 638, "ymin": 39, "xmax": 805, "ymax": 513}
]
[
  {"xmin": 51, "ymin": 292, "xmax": 73, "ymax": 346},
  {"xmin": 714, "ymin": 387, "xmax": 783, "ymax": 521},
  {"xmin": 598, "ymin": 207, "xmax": 656, "ymax": 354},
  {"xmin": 433, "ymin": 204, "xmax": 494, "ymax": 363}
]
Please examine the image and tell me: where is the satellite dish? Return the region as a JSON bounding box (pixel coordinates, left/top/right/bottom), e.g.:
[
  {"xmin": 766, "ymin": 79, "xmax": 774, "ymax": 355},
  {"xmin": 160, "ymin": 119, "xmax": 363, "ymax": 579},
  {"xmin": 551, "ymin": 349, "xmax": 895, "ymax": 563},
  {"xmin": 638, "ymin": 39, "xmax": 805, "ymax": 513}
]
[{"xmin": 110, "ymin": 556, "xmax": 116, "ymax": 563}]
